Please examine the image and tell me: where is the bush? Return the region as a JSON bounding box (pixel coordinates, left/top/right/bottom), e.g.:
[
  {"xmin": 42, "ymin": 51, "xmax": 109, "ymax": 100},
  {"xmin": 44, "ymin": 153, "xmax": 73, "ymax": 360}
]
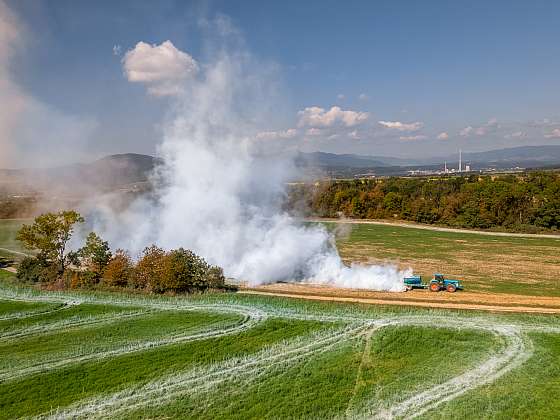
[
  {"xmin": 69, "ymin": 270, "xmax": 100, "ymax": 289},
  {"xmin": 16, "ymin": 257, "xmax": 44, "ymax": 283},
  {"xmin": 207, "ymin": 266, "xmax": 226, "ymax": 289},
  {"xmin": 103, "ymin": 249, "xmax": 134, "ymax": 287},
  {"xmin": 16, "ymin": 257, "xmax": 59, "ymax": 284}
]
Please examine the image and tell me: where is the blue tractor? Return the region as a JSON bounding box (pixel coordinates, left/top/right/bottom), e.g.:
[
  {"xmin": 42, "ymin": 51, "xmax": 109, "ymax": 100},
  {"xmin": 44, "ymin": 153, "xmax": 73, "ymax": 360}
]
[{"xmin": 403, "ymin": 273, "xmax": 463, "ymax": 293}]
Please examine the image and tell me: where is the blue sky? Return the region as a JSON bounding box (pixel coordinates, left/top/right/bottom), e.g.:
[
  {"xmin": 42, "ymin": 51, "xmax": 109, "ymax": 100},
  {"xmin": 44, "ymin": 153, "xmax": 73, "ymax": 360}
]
[{"xmin": 2, "ymin": 0, "xmax": 560, "ymax": 167}]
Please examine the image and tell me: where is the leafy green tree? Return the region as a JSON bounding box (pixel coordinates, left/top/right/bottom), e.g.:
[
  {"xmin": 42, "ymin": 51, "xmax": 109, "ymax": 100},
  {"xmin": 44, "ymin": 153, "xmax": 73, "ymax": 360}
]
[
  {"xmin": 79, "ymin": 232, "xmax": 112, "ymax": 275},
  {"xmin": 160, "ymin": 248, "xmax": 210, "ymax": 293},
  {"xmin": 16, "ymin": 211, "xmax": 84, "ymax": 273}
]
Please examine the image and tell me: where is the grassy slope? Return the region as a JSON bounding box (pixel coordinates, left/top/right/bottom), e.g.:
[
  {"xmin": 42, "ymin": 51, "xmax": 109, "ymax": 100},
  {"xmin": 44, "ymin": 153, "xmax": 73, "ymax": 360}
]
[
  {"xmin": 424, "ymin": 332, "xmax": 560, "ymax": 420},
  {"xmin": 1, "ymin": 280, "xmax": 560, "ymax": 418},
  {"xmin": 332, "ymin": 222, "xmax": 560, "ymax": 296},
  {"xmin": 0, "ymin": 299, "xmax": 59, "ymax": 317},
  {"xmin": 0, "ymin": 310, "xmax": 241, "ymax": 372},
  {"xmin": 0, "ymin": 316, "xmax": 327, "ymax": 418},
  {"xmin": 131, "ymin": 326, "xmax": 496, "ymax": 419},
  {"xmin": 0, "ymin": 219, "xmax": 27, "ymax": 259}
]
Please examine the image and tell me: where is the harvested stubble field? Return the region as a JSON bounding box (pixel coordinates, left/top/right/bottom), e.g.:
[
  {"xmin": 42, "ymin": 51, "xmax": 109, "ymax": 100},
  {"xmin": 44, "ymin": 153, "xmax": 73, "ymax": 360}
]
[
  {"xmin": 0, "ymin": 279, "xmax": 560, "ymax": 419},
  {"xmin": 324, "ymin": 221, "xmax": 560, "ymax": 297}
]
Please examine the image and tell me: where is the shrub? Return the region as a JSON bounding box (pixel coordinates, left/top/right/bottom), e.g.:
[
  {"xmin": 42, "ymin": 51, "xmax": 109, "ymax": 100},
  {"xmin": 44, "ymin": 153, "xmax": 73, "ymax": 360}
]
[
  {"xmin": 103, "ymin": 249, "xmax": 134, "ymax": 287},
  {"xmin": 69, "ymin": 270, "xmax": 100, "ymax": 289},
  {"xmin": 207, "ymin": 265, "xmax": 226, "ymax": 289},
  {"xmin": 16, "ymin": 257, "xmax": 44, "ymax": 283}
]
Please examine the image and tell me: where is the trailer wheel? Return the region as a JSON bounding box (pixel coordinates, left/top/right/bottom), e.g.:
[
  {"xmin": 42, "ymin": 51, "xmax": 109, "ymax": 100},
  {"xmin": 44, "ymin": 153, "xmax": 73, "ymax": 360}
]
[
  {"xmin": 429, "ymin": 283, "xmax": 440, "ymax": 292},
  {"xmin": 446, "ymin": 284, "xmax": 457, "ymax": 293}
]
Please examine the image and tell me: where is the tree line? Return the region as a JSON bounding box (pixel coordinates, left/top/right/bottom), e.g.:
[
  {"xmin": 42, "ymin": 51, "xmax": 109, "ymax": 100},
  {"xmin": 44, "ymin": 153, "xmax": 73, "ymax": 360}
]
[
  {"xmin": 15, "ymin": 211, "xmax": 232, "ymax": 293},
  {"xmin": 286, "ymin": 172, "xmax": 560, "ymax": 231}
]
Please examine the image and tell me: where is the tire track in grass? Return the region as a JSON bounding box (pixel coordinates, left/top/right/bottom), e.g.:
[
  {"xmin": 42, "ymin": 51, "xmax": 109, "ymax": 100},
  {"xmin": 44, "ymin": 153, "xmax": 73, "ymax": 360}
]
[
  {"xmin": 345, "ymin": 327, "xmax": 375, "ymax": 417},
  {"xmin": 0, "ymin": 301, "xmax": 79, "ymax": 321},
  {"xmin": 370, "ymin": 320, "xmax": 533, "ymax": 419},
  {"xmin": 2, "ymin": 286, "xmax": 554, "ymax": 418},
  {"xmin": 0, "ymin": 310, "xmax": 151, "ymax": 341},
  {"xmin": 40, "ymin": 322, "xmax": 376, "ymax": 419},
  {"xmin": 0, "ymin": 308, "xmax": 264, "ymax": 383}
]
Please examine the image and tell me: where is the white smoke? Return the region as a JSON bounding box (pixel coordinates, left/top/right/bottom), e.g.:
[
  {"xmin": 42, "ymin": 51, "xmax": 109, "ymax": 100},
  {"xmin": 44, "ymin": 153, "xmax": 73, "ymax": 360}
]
[{"xmin": 90, "ymin": 22, "xmax": 408, "ymax": 292}]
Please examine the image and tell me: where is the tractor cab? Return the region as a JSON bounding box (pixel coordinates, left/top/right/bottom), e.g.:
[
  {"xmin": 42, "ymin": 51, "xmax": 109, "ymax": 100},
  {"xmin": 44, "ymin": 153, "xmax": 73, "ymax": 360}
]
[{"xmin": 429, "ymin": 273, "xmax": 463, "ymax": 293}]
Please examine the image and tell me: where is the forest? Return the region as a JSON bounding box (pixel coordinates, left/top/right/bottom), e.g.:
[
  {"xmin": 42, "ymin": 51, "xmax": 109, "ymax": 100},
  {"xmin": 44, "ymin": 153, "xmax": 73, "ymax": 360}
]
[{"xmin": 287, "ymin": 171, "xmax": 560, "ymax": 232}]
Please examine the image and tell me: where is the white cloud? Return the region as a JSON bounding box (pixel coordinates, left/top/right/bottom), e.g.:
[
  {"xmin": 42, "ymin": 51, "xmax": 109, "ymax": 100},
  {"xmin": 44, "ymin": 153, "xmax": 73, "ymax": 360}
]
[
  {"xmin": 305, "ymin": 128, "xmax": 322, "ymax": 136},
  {"xmin": 349, "ymin": 130, "xmax": 360, "ymax": 139},
  {"xmin": 112, "ymin": 44, "xmax": 122, "ymax": 56},
  {"xmin": 122, "ymin": 40, "xmax": 198, "ymax": 96},
  {"xmin": 437, "ymin": 132, "xmax": 449, "ymax": 140},
  {"xmin": 256, "ymin": 128, "xmax": 297, "ymax": 140},
  {"xmin": 337, "ymin": 93, "xmax": 345, "ymax": 100},
  {"xmin": 459, "ymin": 126, "xmax": 474, "ymax": 137},
  {"xmin": 461, "ymin": 119, "xmax": 499, "ymax": 137},
  {"xmin": 544, "ymin": 128, "xmax": 560, "ymax": 139},
  {"xmin": 358, "ymin": 93, "xmax": 368, "ymax": 101},
  {"xmin": 504, "ymin": 131, "xmax": 527, "ymax": 139},
  {"xmin": 378, "ymin": 120, "xmax": 423, "ymax": 132},
  {"xmin": 399, "ymin": 135, "xmax": 427, "ymax": 141},
  {"xmin": 298, "ymin": 106, "xmax": 368, "ymax": 128}
]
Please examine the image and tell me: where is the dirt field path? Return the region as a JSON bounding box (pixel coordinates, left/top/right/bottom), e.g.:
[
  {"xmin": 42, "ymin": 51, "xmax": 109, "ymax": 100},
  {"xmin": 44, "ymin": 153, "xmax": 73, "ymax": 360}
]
[
  {"xmin": 241, "ymin": 283, "xmax": 560, "ymax": 314},
  {"xmin": 306, "ymin": 218, "xmax": 560, "ymax": 239}
]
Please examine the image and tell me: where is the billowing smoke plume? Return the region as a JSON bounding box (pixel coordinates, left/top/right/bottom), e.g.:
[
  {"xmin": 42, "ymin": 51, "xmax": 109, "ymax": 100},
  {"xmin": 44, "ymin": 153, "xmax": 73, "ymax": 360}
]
[{"xmin": 90, "ymin": 20, "xmax": 408, "ymax": 292}]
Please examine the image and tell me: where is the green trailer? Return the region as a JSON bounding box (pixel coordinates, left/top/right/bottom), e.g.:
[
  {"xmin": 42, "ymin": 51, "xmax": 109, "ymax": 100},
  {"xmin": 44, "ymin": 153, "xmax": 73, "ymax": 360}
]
[{"xmin": 403, "ymin": 273, "xmax": 463, "ymax": 292}]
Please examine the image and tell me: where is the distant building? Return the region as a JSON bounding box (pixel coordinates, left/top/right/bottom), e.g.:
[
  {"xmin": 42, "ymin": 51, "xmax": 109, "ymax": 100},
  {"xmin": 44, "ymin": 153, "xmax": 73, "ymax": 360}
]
[{"xmin": 465, "ymin": 164, "xmax": 471, "ymax": 172}]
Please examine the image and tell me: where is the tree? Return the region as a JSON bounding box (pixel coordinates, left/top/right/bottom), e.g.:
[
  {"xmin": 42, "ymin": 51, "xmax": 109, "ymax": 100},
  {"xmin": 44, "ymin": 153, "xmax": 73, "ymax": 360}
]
[
  {"xmin": 16, "ymin": 211, "xmax": 84, "ymax": 274},
  {"xmin": 103, "ymin": 249, "xmax": 134, "ymax": 287},
  {"xmin": 160, "ymin": 248, "xmax": 210, "ymax": 293},
  {"xmin": 133, "ymin": 245, "xmax": 166, "ymax": 290},
  {"xmin": 79, "ymin": 232, "xmax": 112, "ymax": 275}
]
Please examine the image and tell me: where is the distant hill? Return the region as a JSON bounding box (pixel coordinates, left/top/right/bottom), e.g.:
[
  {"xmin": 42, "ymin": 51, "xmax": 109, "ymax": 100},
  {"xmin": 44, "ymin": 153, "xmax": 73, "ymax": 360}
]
[
  {"xmin": 298, "ymin": 145, "xmax": 560, "ymax": 171},
  {"xmin": 2, "ymin": 146, "xmax": 560, "ymax": 194},
  {"xmin": 295, "ymin": 152, "xmax": 391, "ymax": 168},
  {"xmin": 0, "ymin": 154, "xmax": 158, "ymax": 195}
]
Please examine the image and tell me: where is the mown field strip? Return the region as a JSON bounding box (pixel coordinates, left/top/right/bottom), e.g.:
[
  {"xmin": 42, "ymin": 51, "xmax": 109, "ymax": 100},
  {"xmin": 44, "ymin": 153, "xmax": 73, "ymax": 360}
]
[
  {"xmin": 2, "ymin": 286, "xmax": 559, "ymax": 419},
  {"xmin": 0, "ymin": 301, "xmax": 76, "ymax": 321},
  {"xmin": 0, "ymin": 310, "xmax": 150, "ymax": 341},
  {"xmin": 370, "ymin": 321, "xmax": 532, "ymax": 419},
  {"xmin": 0, "ymin": 311, "xmax": 261, "ymax": 383},
  {"xmin": 40, "ymin": 322, "xmax": 373, "ymax": 419}
]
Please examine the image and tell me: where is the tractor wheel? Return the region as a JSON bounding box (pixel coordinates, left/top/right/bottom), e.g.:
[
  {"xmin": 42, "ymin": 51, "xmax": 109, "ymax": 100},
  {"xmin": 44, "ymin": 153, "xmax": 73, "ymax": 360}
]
[
  {"xmin": 429, "ymin": 283, "xmax": 440, "ymax": 292},
  {"xmin": 446, "ymin": 284, "xmax": 457, "ymax": 293}
]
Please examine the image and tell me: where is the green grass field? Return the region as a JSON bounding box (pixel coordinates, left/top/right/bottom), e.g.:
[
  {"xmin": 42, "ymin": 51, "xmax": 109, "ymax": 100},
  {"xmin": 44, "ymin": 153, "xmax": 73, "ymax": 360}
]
[
  {"xmin": 0, "ymin": 219, "xmax": 28, "ymax": 260},
  {"xmin": 1, "ymin": 219, "xmax": 559, "ymax": 417},
  {"xmin": 331, "ymin": 222, "xmax": 560, "ymax": 296},
  {"xmin": 0, "ymin": 277, "xmax": 559, "ymax": 419}
]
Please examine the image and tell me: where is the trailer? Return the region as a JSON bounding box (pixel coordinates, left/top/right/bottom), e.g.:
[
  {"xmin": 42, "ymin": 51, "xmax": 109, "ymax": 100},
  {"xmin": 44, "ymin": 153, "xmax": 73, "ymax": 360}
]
[{"xmin": 403, "ymin": 273, "xmax": 463, "ymax": 292}]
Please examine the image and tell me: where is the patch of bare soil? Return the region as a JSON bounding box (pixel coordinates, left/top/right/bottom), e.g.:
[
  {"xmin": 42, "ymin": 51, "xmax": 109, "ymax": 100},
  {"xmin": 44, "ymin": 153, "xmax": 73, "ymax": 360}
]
[{"xmin": 241, "ymin": 283, "xmax": 560, "ymax": 314}]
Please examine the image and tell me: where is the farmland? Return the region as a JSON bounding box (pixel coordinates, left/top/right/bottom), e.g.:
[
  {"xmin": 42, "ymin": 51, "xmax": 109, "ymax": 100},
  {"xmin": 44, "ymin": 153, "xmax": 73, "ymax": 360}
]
[
  {"xmin": 1, "ymin": 219, "xmax": 560, "ymax": 418},
  {"xmin": 0, "ymin": 279, "xmax": 559, "ymax": 418},
  {"xmin": 0, "ymin": 219, "xmax": 28, "ymax": 260},
  {"xmin": 330, "ymin": 221, "xmax": 560, "ymax": 297}
]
